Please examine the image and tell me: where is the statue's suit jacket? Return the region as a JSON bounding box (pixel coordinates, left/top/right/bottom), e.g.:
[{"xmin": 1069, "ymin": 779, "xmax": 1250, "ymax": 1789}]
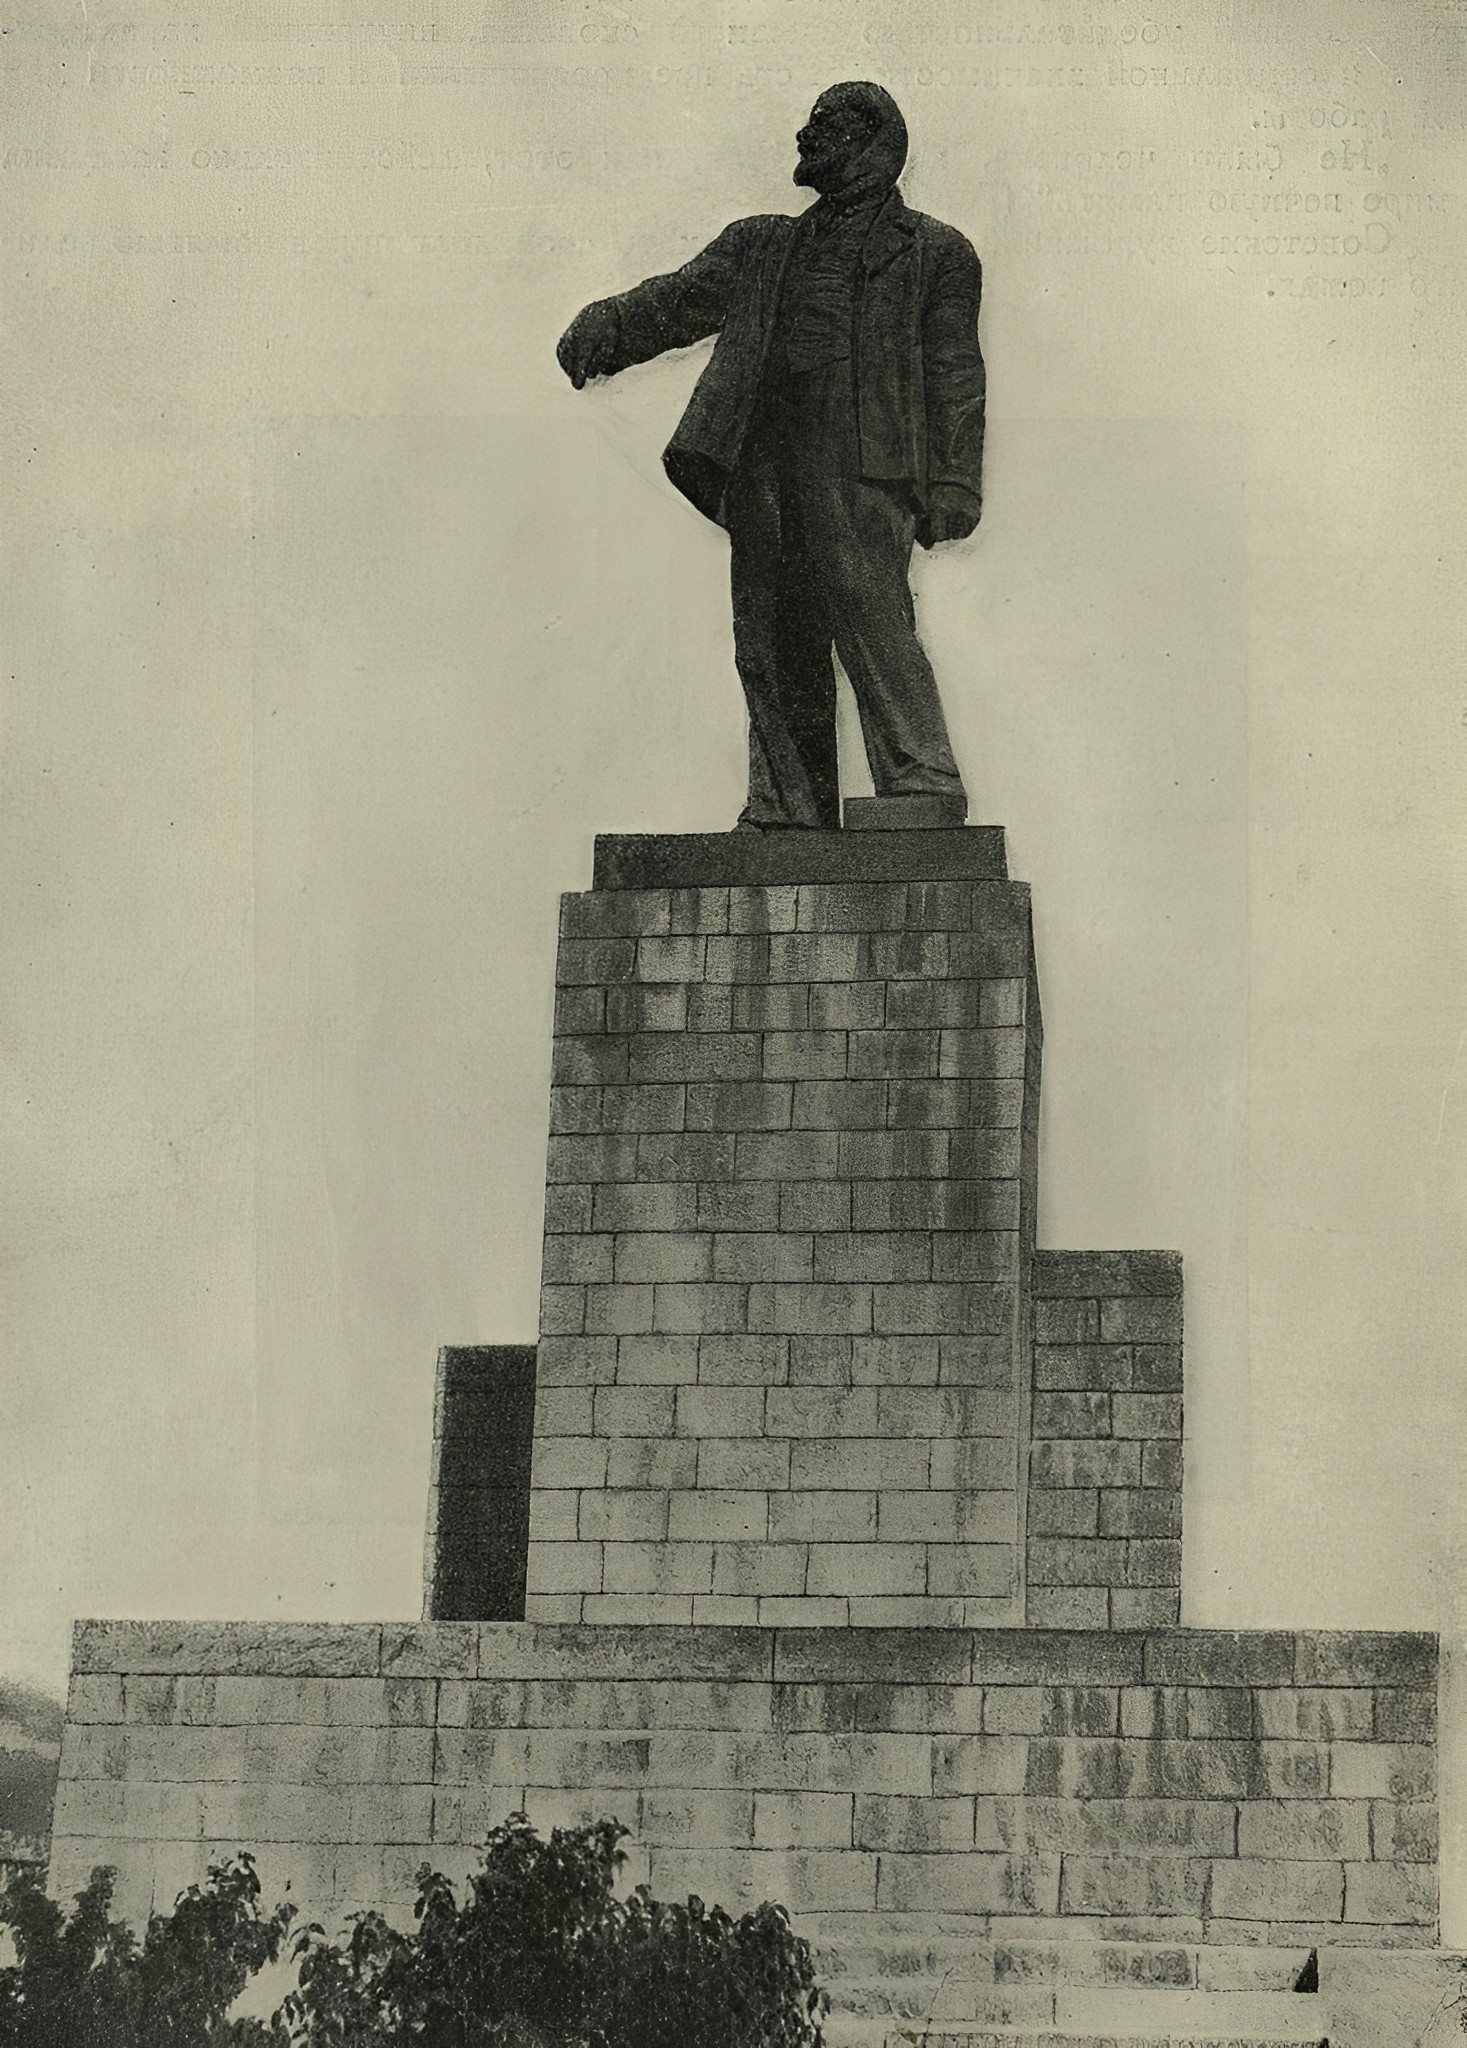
[{"xmin": 599, "ymin": 192, "xmax": 986, "ymax": 535}]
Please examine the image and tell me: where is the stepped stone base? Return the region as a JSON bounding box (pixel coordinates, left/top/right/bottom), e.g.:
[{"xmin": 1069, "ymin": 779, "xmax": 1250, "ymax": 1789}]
[{"xmin": 49, "ymin": 819, "xmax": 1454, "ymax": 2048}]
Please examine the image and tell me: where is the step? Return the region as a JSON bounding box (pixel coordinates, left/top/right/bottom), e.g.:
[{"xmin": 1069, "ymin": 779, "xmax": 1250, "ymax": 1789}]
[
  {"xmin": 806, "ymin": 1930, "xmax": 1311, "ymax": 1995},
  {"xmin": 1057, "ymin": 1990, "xmax": 1323, "ymax": 2037},
  {"xmin": 823, "ymin": 1987, "xmax": 1320, "ymax": 2037},
  {"xmin": 824, "ymin": 2029, "xmax": 1326, "ymax": 2048},
  {"xmin": 827, "ymin": 1982, "xmax": 1057, "ymax": 2026}
]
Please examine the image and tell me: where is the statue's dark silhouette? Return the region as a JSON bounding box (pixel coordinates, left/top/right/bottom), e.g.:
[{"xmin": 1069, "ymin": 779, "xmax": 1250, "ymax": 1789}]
[{"xmin": 557, "ymin": 82, "xmax": 985, "ymax": 832}]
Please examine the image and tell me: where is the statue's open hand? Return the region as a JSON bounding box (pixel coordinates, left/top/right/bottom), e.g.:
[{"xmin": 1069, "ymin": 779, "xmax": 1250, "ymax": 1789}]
[
  {"xmin": 917, "ymin": 484, "xmax": 982, "ymax": 549},
  {"xmin": 556, "ymin": 302, "xmax": 621, "ymax": 389}
]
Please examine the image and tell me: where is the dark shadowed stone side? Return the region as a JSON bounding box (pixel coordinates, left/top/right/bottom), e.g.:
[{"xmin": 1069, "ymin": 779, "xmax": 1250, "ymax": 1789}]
[{"xmin": 424, "ymin": 1347, "xmax": 537, "ymax": 1622}]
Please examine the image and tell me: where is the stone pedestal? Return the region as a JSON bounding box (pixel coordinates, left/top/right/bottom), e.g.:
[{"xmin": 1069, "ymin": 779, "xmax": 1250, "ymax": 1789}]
[
  {"xmin": 525, "ymin": 831, "xmax": 1041, "ymax": 1628},
  {"xmin": 47, "ymin": 818, "xmax": 1451, "ymax": 2045}
]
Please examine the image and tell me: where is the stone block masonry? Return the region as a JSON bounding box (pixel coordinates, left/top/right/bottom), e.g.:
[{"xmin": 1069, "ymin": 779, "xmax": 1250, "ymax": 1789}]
[
  {"xmin": 1026, "ymin": 1252, "xmax": 1184, "ymax": 1631},
  {"xmin": 422, "ymin": 1262, "xmax": 1186, "ymax": 1634},
  {"xmin": 527, "ymin": 862, "xmax": 1043, "ymax": 1630},
  {"xmin": 51, "ymin": 1621, "xmax": 1438, "ymax": 1970},
  {"xmin": 51, "ymin": 822, "xmax": 1452, "ymax": 2035}
]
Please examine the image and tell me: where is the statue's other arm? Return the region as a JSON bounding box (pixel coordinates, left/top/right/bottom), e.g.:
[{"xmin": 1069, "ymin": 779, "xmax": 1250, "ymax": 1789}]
[
  {"xmin": 556, "ymin": 221, "xmax": 752, "ymax": 388},
  {"xmin": 918, "ymin": 228, "xmax": 986, "ymax": 547}
]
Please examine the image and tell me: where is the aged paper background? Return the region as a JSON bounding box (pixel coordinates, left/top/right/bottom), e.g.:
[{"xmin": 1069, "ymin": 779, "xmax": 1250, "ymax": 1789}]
[{"xmin": 3, "ymin": 0, "xmax": 1464, "ymax": 1939}]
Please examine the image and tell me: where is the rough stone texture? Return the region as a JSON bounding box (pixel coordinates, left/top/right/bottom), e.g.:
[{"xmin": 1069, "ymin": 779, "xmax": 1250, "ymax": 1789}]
[
  {"xmin": 423, "ymin": 1347, "xmax": 536, "ymax": 1622},
  {"xmin": 1027, "ymin": 1253, "xmax": 1184, "ymax": 1629},
  {"xmin": 52, "ymin": 1621, "xmax": 1439, "ymax": 1984},
  {"xmin": 527, "ymin": 866, "xmax": 1042, "ymax": 1628}
]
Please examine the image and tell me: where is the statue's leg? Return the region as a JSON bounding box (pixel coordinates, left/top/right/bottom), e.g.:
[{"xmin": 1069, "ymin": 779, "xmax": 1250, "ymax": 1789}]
[
  {"xmin": 724, "ymin": 426, "xmax": 840, "ymax": 831},
  {"xmin": 790, "ymin": 376, "xmax": 966, "ymax": 801}
]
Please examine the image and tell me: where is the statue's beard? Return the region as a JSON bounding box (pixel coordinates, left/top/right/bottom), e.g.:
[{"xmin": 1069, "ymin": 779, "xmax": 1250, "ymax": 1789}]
[{"xmin": 793, "ymin": 146, "xmax": 852, "ymax": 194}]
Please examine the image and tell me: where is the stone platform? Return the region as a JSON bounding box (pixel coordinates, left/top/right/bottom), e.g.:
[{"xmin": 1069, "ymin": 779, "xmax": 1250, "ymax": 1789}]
[
  {"xmin": 48, "ymin": 822, "xmax": 1453, "ymax": 2045},
  {"xmin": 55, "ymin": 1620, "xmax": 1436, "ymax": 1937}
]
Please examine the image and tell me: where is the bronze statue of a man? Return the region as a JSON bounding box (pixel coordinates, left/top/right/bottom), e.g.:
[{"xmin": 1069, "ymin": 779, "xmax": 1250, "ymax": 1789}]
[{"xmin": 557, "ymin": 81, "xmax": 985, "ymax": 832}]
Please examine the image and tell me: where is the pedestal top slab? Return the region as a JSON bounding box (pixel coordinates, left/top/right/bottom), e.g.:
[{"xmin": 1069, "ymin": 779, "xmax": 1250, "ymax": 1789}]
[{"xmin": 592, "ymin": 827, "xmax": 1008, "ymax": 890}]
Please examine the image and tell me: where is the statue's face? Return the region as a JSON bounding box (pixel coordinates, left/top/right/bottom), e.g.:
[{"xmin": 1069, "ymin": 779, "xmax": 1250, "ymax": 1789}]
[{"xmin": 794, "ymin": 92, "xmax": 876, "ymax": 192}]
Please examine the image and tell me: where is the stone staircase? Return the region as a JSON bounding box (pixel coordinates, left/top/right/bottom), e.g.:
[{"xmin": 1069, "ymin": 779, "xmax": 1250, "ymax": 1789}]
[
  {"xmin": 824, "ymin": 2014, "xmax": 1324, "ymax": 2047},
  {"xmin": 811, "ymin": 1932, "xmax": 1325, "ymax": 2046}
]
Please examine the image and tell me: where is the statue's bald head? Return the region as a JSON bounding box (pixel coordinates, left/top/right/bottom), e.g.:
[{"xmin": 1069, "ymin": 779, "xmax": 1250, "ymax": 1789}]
[{"xmin": 794, "ymin": 80, "xmax": 909, "ymax": 194}]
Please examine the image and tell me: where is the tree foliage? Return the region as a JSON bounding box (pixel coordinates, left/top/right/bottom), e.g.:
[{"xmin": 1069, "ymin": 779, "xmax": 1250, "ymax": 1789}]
[
  {"xmin": 0, "ymin": 1818, "xmax": 828, "ymax": 2048},
  {"xmin": 0, "ymin": 1855, "xmax": 292, "ymax": 2047},
  {"xmin": 283, "ymin": 1815, "xmax": 828, "ymax": 2048}
]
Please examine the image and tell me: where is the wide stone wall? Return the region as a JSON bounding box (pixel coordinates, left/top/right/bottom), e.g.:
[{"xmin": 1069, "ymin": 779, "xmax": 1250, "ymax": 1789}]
[{"xmin": 52, "ymin": 1621, "xmax": 1437, "ymax": 1954}]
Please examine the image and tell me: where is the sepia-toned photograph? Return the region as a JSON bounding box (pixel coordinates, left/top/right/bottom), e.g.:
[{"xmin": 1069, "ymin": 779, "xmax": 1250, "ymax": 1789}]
[{"xmin": 3, "ymin": 1, "xmax": 1464, "ymax": 2040}]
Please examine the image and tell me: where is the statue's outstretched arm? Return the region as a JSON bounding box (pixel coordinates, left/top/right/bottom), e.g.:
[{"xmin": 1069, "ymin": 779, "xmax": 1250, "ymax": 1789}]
[{"xmin": 556, "ymin": 220, "xmax": 750, "ymax": 388}]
